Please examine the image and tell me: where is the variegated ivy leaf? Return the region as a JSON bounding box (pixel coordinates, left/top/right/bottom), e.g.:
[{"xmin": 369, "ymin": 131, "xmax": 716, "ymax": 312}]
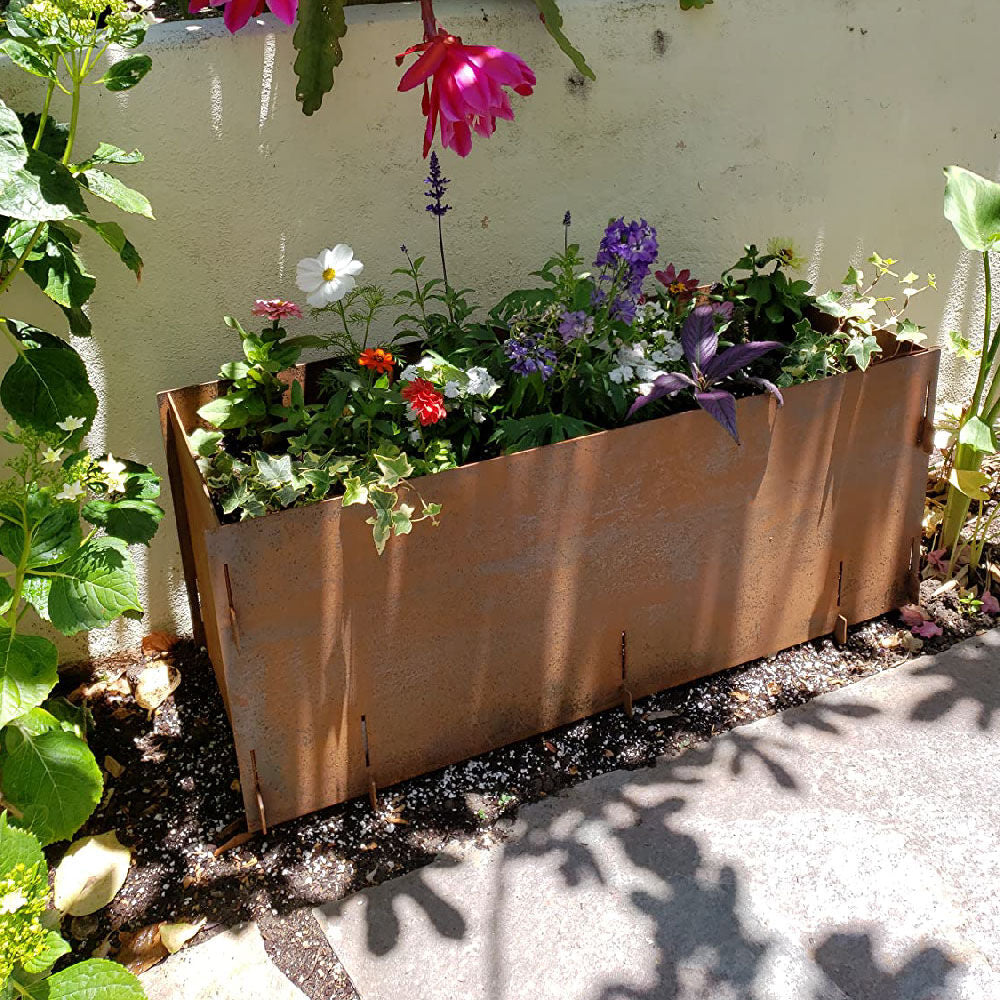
[
  {"xmin": 341, "ymin": 476, "xmax": 368, "ymax": 507},
  {"xmin": 374, "ymin": 452, "xmax": 413, "ymax": 489},
  {"xmin": 391, "ymin": 504, "xmax": 415, "ymax": 537},
  {"xmin": 844, "ymin": 335, "xmax": 881, "ymax": 371},
  {"xmin": 895, "ymin": 319, "xmax": 927, "ymax": 345}
]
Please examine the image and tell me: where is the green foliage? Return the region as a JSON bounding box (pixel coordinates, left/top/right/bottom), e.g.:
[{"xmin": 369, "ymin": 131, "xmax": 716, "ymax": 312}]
[
  {"xmin": 293, "ymin": 0, "xmax": 348, "ymax": 116},
  {"xmin": 532, "ymin": 0, "xmax": 595, "ymax": 80},
  {"xmin": 943, "ymin": 165, "xmax": 1000, "ymax": 253}
]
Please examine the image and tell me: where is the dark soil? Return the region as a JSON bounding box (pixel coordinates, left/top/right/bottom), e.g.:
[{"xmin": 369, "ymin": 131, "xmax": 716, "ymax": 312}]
[{"xmin": 51, "ymin": 579, "xmax": 993, "ymax": 983}]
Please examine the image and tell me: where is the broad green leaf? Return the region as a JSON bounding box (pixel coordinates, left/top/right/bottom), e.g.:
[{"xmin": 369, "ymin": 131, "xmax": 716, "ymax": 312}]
[
  {"xmin": 341, "ymin": 476, "xmax": 368, "ymax": 506},
  {"xmin": 0, "ymin": 331, "xmax": 97, "ymax": 435},
  {"xmin": 0, "ymin": 38, "xmax": 54, "ymax": 80},
  {"xmin": 842, "ymin": 265, "xmax": 864, "ymax": 288},
  {"xmin": 254, "ymin": 452, "xmax": 294, "ymax": 487},
  {"xmin": 0, "ymin": 578, "xmax": 12, "ymax": 615},
  {"xmin": 23, "ymin": 229, "xmax": 96, "ymax": 308},
  {"xmin": 78, "ymin": 217, "xmax": 142, "ymax": 279},
  {"xmin": 81, "ymin": 498, "xmax": 163, "ymax": 546},
  {"xmin": 958, "ymin": 415, "xmax": 996, "ymax": 454},
  {"xmin": 0, "ymin": 501, "xmax": 81, "ymax": 568},
  {"xmin": 20, "ymin": 930, "xmax": 71, "ymax": 974},
  {"xmin": 392, "ymin": 503, "xmax": 414, "ymax": 537},
  {"xmin": 198, "ymin": 395, "xmax": 249, "ymax": 430},
  {"xmin": 46, "ymin": 536, "xmax": 142, "ymax": 636},
  {"xmin": 0, "ymin": 148, "xmax": 87, "ymax": 222},
  {"xmin": 187, "ymin": 428, "xmax": 223, "ymax": 457},
  {"xmin": 11, "ymin": 706, "xmax": 62, "ymax": 737},
  {"xmin": 218, "ymin": 361, "xmax": 249, "ymax": 380},
  {"xmin": 22, "ymin": 576, "xmax": 51, "ymax": 621},
  {"xmin": 80, "ymin": 169, "xmax": 153, "ymax": 219},
  {"xmin": 75, "ymin": 143, "xmax": 144, "ymax": 169},
  {"xmin": 374, "ymin": 452, "xmax": 413, "ymax": 488},
  {"xmin": 949, "ymin": 466, "xmax": 991, "ymax": 501},
  {"xmin": 25, "ymin": 958, "xmax": 144, "ymax": 1000},
  {"xmin": 99, "ymin": 54, "xmax": 152, "ymax": 92},
  {"xmin": 895, "ymin": 318, "xmax": 927, "ymax": 345},
  {"xmin": 815, "ymin": 289, "xmax": 847, "ymax": 318},
  {"xmin": 532, "ymin": 0, "xmax": 595, "ymax": 80},
  {"xmin": 943, "ymin": 165, "xmax": 1000, "ymax": 252},
  {"xmin": 947, "ymin": 328, "xmax": 980, "ymax": 360},
  {"xmin": 292, "ymin": 0, "xmax": 348, "ymax": 116},
  {"xmin": 0, "ymin": 812, "xmax": 45, "ymax": 876},
  {"xmin": 1, "ymin": 726, "xmax": 102, "ymax": 844},
  {"xmin": 58, "ymin": 303, "xmax": 92, "ymax": 336},
  {"xmin": 0, "ymin": 98, "xmax": 28, "ymax": 177},
  {"xmin": 844, "ymin": 334, "xmax": 881, "ymax": 371},
  {"xmin": 0, "ymin": 628, "xmax": 58, "ymax": 729}
]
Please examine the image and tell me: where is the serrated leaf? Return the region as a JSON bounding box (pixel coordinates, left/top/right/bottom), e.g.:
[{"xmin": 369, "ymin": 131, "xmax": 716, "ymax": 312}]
[
  {"xmin": 80, "ymin": 169, "xmax": 153, "ymax": 219},
  {"xmin": 99, "ymin": 54, "xmax": 152, "ymax": 92},
  {"xmin": 54, "ymin": 830, "xmax": 131, "ymax": 915},
  {"xmin": 0, "ymin": 628, "xmax": 58, "ymax": 729},
  {"xmin": 0, "ymin": 98, "xmax": 28, "ymax": 177},
  {"xmin": 0, "ymin": 38, "xmax": 55, "ymax": 80},
  {"xmin": 77, "ymin": 217, "xmax": 142, "ymax": 279},
  {"xmin": 25, "ymin": 958, "xmax": 145, "ymax": 1000},
  {"xmin": 0, "ymin": 812, "xmax": 45, "ymax": 876},
  {"xmin": 0, "ymin": 147, "xmax": 87, "ymax": 222},
  {"xmin": 1, "ymin": 726, "xmax": 102, "ymax": 844},
  {"xmin": 293, "ymin": 0, "xmax": 348, "ymax": 116},
  {"xmin": 81, "ymin": 498, "xmax": 163, "ymax": 546},
  {"xmin": 46, "ymin": 536, "xmax": 142, "ymax": 636},
  {"xmin": 0, "ymin": 500, "xmax": 81, "ymax": 569},
  {"xmin": 22, "ymin": 576, "xmax": 51, "ymax": 621},
  {"xmin": 23, "ymin": 229, "xmax": 96, "ymax": 308},
  {"xmin": 943, "ymin": 165, "xmax": 1000, "ymax": 252},
  {"xmin": 0, "ymin": 326, "xmax": 96, "ymax": 434},
  {"xmin": 21, "ymin": 929, "xmax": 71, "ymax": 974},
  {"xmin": 532, "ymin": 0, "xmax": 595, "ymax": 80}
]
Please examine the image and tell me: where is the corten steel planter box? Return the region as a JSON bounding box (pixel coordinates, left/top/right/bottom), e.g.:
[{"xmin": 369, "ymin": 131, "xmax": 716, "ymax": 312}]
[{"xmin": 159, "ymin": 346, "xmax": 939, "ymax": 832}]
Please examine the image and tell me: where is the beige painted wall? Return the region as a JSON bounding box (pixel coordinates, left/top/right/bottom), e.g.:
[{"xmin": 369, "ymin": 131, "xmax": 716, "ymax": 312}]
[{"xmin": 0, "ymin": 0, "xmax": 995, "ymax": 652}]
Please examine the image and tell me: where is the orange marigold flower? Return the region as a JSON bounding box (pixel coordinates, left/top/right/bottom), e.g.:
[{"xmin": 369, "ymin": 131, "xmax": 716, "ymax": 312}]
[{"xmin": 359, "ymin": 347, "xmax": 395, "ymax": 375}]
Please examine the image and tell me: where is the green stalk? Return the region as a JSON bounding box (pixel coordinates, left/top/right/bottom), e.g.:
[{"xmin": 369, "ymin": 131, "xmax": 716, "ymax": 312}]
[
  {"xmin": 968, "ymin": 252, "xmax": 994, "ymax": 416},
  {"xmin": 6, "ymin": 520, "xmax": 32, "ymax": 633},
  {"xmin": 32, "ymin": 79, "xmax": 56, "ymax": 151}
]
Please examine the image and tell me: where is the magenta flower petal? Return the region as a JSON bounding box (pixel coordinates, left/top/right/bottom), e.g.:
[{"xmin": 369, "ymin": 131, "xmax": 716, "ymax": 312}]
[
  {"xmin": 267, "ymin": 0, "xmax": 297, "ymax": 24},
  {"xmin": 222, "ymin": 0, "xmax": 259, "ymax": 32}
]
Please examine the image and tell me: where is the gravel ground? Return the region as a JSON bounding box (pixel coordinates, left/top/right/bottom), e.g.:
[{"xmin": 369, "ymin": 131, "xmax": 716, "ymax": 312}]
[{"xmin": 51, "ymin": 579, "xmax": 994, "ymax": 985}]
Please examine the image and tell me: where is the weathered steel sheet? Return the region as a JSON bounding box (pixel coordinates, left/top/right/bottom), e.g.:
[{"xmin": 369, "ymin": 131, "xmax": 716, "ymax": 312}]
[{"xmin": 160, "ymin": 349, "xmax": 938, "ymax": 831}]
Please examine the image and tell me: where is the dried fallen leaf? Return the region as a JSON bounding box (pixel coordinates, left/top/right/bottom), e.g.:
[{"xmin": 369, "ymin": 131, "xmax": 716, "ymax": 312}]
[
  {"xmin": 212, "ymin": 832, "xmax": 255, "ymax": 857},
  {"xmin": 104, "ymin": 755, "xmax": 124, "ymax": 779},
  {"xmin": 159, "ymin": 918, "xmax": 206, "ymax": 954},
  {"xmin": 133, "ymin": 661, "xmax": 181, "ymax": 712},
  {"xmin": 116, "ymin": 924, "xmax": 168, "ymax": 975},
  {"xmin": 901, "ymin": 632, "xmax": 924, "ymax": 653},
  {"xmin": 54, "ymin": 831, "xmax": 131, "ymax": 917},
  {"xmin": 141, "ymin": 631, "xmax": 178, "ymax": 657},
  {"xmin": 766, "ymin": 681, "xmax": 782, "ymax": 696},
  {"xmin": 230, "ymin": 779, "xmax": 241, "ymax": 793},
  {"xmin": 543, "ymin": 740, "xmax": 556, "ymax": 753},
  {"xmin": 730, "ymin": 690, "xmax": 750, "ymax": 702},
  {"xmin": 644, "ymin": 708, "xmax": 682, "ymax": 721},
  {"xmin": 931, "ymin": 578, "xmax": 959, "ymax": 599}
]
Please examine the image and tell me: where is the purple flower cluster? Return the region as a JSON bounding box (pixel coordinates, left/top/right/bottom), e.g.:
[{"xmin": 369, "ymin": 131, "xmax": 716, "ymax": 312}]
[
  {"xmin": 558, "ymin": 310, "xmax": 594, "ymax": 343},
  {"xmin": 505, "ymin": 333, "xmax": 558, "ymax": 380},
  {"xmin": 593, "ymin": 218, "xmax": 658, "ymax": 325},
  {"xmin": 425, "ymin": 151, "xmax": 452, "ymax": 218}
]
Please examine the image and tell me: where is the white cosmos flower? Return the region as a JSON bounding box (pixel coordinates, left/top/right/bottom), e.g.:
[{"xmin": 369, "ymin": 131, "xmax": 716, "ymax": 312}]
[
  {"xmin": 57, "ymin": 416, "xmax": 86, "ymax": 432},
  {"xmin": 296, "ymin": 245, "xmax": 364, "ymax": 307},
  {"xmin": 56, "ymin": 481, "xmax": 85, "ymax": 502}
]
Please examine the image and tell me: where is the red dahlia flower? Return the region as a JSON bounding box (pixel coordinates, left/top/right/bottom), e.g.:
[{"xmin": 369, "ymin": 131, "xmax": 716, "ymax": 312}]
[
  {"xmin": 655, "ymin": 264, "xmax": 699, "ymax": 302},
  {"xmin": 396, "ymin": 31, "xmax": 536, "ymax": 158},
  {"xmin": 189, "ymin": 0, "xmax": 296, "ymax": 33},
  {"xmin": 401, "ymin": 378, "xmax": 447, "ymax": 426},
  {"xmin": 359, "ymin": 347, "xmax": 395, "ymax": 375}
]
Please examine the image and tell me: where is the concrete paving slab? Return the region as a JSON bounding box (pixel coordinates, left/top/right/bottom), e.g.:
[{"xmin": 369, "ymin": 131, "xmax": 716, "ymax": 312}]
[
  {"xmin": 318, "ymin": 632, "xmax": 1000, "ymax": 1000},
  {"xmin": 141, "ymin": 922, "xmax": 306, "ymax": 1000}
]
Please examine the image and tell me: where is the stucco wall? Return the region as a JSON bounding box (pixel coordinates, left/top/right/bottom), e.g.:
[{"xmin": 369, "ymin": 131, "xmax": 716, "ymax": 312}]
[{"xmin": 0, "ymin": 0, "xmax": 995, "ymax": 653}]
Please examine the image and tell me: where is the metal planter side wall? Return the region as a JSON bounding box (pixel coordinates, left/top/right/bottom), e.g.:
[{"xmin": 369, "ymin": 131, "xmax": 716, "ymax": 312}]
[{"xmin": 159, "ymin": 349, "xmax": 939, "ymax": 832}]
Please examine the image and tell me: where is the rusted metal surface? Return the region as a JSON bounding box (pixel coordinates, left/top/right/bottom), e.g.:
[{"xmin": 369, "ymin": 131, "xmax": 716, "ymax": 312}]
[{"xmin": 159, "ymin": 349, "xmax": 939, "ymax": 831}]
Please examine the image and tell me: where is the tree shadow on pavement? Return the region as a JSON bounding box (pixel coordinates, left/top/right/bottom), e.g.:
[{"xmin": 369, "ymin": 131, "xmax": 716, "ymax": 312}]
[{"xmin": 906, "ymin": 632, "xmax": 1000, "ymax": 730}]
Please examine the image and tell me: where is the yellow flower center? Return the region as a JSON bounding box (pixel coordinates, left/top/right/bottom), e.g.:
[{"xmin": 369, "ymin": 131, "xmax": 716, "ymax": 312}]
[{"xmin": 322, "ymin": 267, "xmax": 337, "ymax": 282}]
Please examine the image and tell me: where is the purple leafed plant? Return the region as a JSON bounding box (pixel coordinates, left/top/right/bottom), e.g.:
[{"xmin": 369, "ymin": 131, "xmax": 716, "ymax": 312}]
[{"xmin": 627, "ymin": 304, "xmax": 783, "ymax": 444}]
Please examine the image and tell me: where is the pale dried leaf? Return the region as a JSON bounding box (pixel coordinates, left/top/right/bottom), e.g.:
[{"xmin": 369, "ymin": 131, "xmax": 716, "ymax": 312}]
[
  {"xmin": 141, "ymin": 630, "xmax": 178, "ymax": 656},
  {"xmin": 730, "ymin": 690, "xmax": 750, "ymax": 702},
  {"xmin": 104, "ymin": 755, "xmax": 124, "ymax": 779},
  {"xmin": 159, "ymin": 918, "xmax": 206, "ymax": 954},
  {"xmin": 133, "ymin": 661, "xmax": 181, "ymax": 711},
  {"xmin": 116, "ymin": 923, "xmax": 168, "ymax": 974},
  {"xmin": 54, "ymin": 831, "xmax": 132, "ymax": 916}
]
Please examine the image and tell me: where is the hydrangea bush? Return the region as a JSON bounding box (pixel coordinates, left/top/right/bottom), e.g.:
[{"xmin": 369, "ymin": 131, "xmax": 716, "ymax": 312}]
[{"xmin": 194, "ymin": 161, "xmax": 933, "ymax": 553}]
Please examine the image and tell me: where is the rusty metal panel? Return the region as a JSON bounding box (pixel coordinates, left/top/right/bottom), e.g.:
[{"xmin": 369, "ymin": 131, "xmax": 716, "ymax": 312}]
[{"xmin": 160, "ymin": 349, "xmax": 939, "ymax": 831}]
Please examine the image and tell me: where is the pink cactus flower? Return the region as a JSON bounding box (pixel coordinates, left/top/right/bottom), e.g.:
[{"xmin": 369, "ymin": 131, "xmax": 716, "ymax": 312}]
[
  {"xmin": 251, "ymin": 299, "xmax": 302, "ymax": 322},
  {"xmin": 396, "ymin": 30, "xmax": 536, "ymax": 158},
  {"xmin": 189, "ymin": 0, "xmax": 296, "ymax": 34}
]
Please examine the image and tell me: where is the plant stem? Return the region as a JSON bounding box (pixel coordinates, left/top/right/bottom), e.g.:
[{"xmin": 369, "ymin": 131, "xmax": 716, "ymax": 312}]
[
  {"xmin": 63, "ymin": 72, "xmax": 82, "ymax": 166},
  {"xmin": 10, "ymin": 976, "xmax": 32, "ymax": 998},
  {"xmin": 33, "ymin": 79, "xmax": 55, "ymax": 151},
  {"xmin": 437, "ymin": 215, "xmax": 454, "ymax": 323},
  {"xmin": 968, "ymin": 252, "xmax": 994, "ymax": 418},
  {"xmin": 419, "ymin": 0, "xmax": 438, "ymax": 38}
]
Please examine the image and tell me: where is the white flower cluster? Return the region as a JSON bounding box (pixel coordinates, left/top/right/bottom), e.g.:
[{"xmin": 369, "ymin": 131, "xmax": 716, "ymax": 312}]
[
  {"xmin": 608, "ymin": 339, "xmax": 684, "ymax": 395},
  {"xmin": 400, "ymin": 357, "xmax": 500, "ymax": 400}
]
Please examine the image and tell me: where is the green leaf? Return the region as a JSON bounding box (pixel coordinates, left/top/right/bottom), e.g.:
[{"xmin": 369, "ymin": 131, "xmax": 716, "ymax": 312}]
[
  {"xmin": 23, "ymin": 229, "xmax": 96, "ymax": 308},
  {"xmin": 0, "ymin": 98, "xmax": 28, "ymax": 177},
  {"xmin": 254, "ymin": 452, "xmax": 294, "ymax": 487},
  {"xmin": 187, "ymin": 428, "xmax": 223, "ymax": 457},
  {"xmin": 947, "ymin": 328, "xmax": 980, "ymax": 360},
  {"xmin": 374, "ymin": 452, "xmax": 413, "ymax": 488},
  {"xmin": 0, "ymin": 38, "xmax": 55, "ymax": 80},
  {"xmin": 81, "ymin": 498, "xmax": 163, "ymax": 546},
  {"xmin": 391, "ymin": 503, "xmax": 414, "ymax": 537},
  {"xmin": 80, "ymin": 169, "xmax": 153, "ymax": 219},
  {"xmin": 77, "ymin": 217, "xmax": 142, "ymax": 279},
  {"xmin": 99, "ymin": 54, "xmax": 152, "ymax": 92},
  {"xmin": 0, "ymin": 501, "xmax": 81, "ymax": 569},
  {"xmin": 532, "ymin": 0, "xmax": 595, "ymax": 79},
  {"xmin": 815, "ymin": 290, "xmax": 848, "ymax": 318},
  {"xmin": 0, "ymin": 628, "xmax": 58, "ymax": 729},
  {"xmin": 0, "ymin": 579, "xmax": 12, "ymax": 616},
  {"xmin": 75, "ymin": 143, "xmax": 144, "ymax": 169},
  {"xmin": 943, "ymin": 165, "xmax": 1000, "ymax": 252},
  {"xmin": 25, "ymin": 958, "xmax": 144, "ymax": 999},
  {"xmin": 959, "ymin": 415, "xmax": 996, "ymax": 454},
  {"xmin": 22, "ymin": 576, "xmax": 51, "ymax": 621},
  {"xmin": 0, "ymin": 148, "xmax": 87, "ymax": 222},
  {"xmin": 679, "ymin": 0, "xmax": 713, "ymax": 7},
  {"xmin": 1, "ymin": 726, "xmax": 102, "ymax": 844},
  {"xmin": 949, "ymin": 466, "xmax": 991, "ymax": 502},
  {"xmin": 197, "ymin": 395, "xmax": 249, "ymax": 430},
  {"xmin": 46, "ymin": 536, "xmax": 142, "ymax": 636},
  {"xmin": 895, "ymin": 318, "xmax": 927, "ymax": 345},
  {"xmin": 219, "ymin": 361, "xmax": 249, "ymax": 380},
  {"xmin": 21, "ymin": 930, "xmax": 71, "ymax": 974},
  {"xmin": 341, "ymin": 476, "xmax": 368, "ymax": 507},
  {"xmin": 844, "ymin": 334, "xmax": 881, "ymax": 371},
  {"xmin": 0, "ymin": 327, "xmax": 97, "ymax": 434},
  {"xmin": 0, "ymin": 811, "xmax": 45, "ymax": 876},
  {"xmin": 366, "ymin": 505, "xmax": 392, "ymax": 555},
  {"xmin": 842, "ymin": 265, "xmax": 864, "ymax": 288},
  {"xmin": 293, "ymin": 0, "xmax": 348, "ymax": 116}
]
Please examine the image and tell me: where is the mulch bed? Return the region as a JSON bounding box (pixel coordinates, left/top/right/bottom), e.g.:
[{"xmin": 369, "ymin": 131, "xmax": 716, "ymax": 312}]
[{"xmin": 53, "ymin": 579, "xmax": 991, "ymax": 976}]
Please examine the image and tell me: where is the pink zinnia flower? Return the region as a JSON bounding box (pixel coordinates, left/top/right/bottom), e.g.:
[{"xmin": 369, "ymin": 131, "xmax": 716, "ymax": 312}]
[
  {"xmin": 251, "ymin": 299, "xmax": 302, "ymax": 322},
  {"xmin": 189, "ymin": 0, "xmax": 296, "ymax": 34},
  {"xmin": 396, "ymin": 31, "xmax": 536, "ymax": 158}
]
